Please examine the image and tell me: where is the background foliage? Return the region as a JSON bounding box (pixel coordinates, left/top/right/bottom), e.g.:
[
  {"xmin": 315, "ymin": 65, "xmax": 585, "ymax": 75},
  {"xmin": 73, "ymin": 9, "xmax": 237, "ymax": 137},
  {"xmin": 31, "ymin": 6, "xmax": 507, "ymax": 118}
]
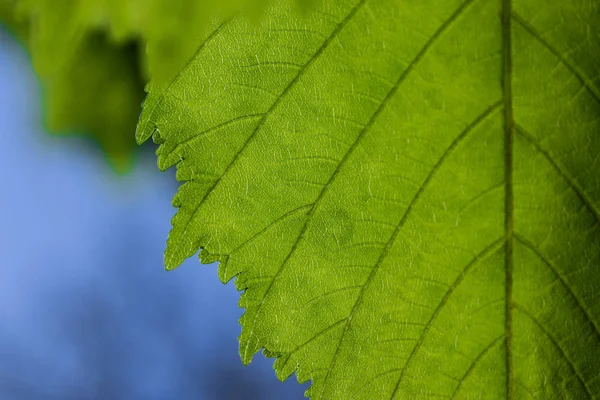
[{"xmin": 0, "ymin": 0, "xmax": 277, "ymax": 170}]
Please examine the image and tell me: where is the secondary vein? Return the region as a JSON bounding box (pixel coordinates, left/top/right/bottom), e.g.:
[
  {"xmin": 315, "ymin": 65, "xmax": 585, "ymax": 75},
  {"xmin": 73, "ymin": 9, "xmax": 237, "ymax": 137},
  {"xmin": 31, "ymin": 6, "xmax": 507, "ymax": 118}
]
[{"xmin": 168, "ymin": 0, "xmax": 367, "ymax": 269}]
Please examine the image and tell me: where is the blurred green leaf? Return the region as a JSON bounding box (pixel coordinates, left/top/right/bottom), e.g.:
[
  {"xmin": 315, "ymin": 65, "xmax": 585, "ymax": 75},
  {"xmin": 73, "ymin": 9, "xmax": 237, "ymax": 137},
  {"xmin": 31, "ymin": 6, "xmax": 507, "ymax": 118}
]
[
  {"xmin": 16, "ymin": 0, "xmax": 263, "ymax": 81},
  {"xmin": 0, "ymin": 0, "xmax": 25, "ymax": 37},
  {"xmin": 0, "ymin": 0, "xmax": 274, "ymax": 169},
  {"xmin": 43, "ymin": 32, "xmax": 145, "ymax": 171},
  {"xmin": 1, "ymin": 1, "xmax": 147, "ymax": 170}
]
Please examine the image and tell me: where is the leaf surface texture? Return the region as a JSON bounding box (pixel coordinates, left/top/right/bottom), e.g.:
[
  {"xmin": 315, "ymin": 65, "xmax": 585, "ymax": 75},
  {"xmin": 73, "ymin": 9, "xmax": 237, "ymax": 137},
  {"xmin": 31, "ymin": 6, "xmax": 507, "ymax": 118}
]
[{"xmin": 138, "ymin": 0, "xmax": 600, "ymax": 398}]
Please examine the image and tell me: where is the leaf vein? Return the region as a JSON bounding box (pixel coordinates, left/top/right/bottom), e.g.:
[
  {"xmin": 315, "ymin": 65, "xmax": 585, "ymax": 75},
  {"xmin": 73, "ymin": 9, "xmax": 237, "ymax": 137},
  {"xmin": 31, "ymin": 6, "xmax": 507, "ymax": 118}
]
[
  {"xmin": 228, "ymin": 204, "xmax": 313, "ymax": 257},
  {"xmin": 137, "ymin": 20, "xmax": 231, "ymax": 143},
  {"xmin": 514, "ymin": 303, "xmax": 594, "ymax": 399},
  {"xmin": 170, "ymin": 0, "xmax": 368, "ymax": 269},
  {"xmin": 279, "ymin": 318, "xmax": 347, "ymax": 371},
  {"xmin": 391, "ymin": 239, "xmax": 505, "ymax": 397},
  {"xmin": 512, "ymin": 13, "xmax": 600, "ymax": 106},
  {"xmin": 515, "ymin": 124, "xmax": 600, "ymax": 223},
  {"xmin": 246, "ymin": 0, "xmax": 491, "ymax": 369},
  {"xmin": 323, "ymin": 101, "xmax": 503, "ymax": 398},
  {"xmin": 350, "ymin": 369, "xmax": 403, "ymax": 400},
  {"xmin": 450, "ymin": 335, "xmax": 505, "ymax": 399},
  {"xmin": 514, "ymin": 234, "xmax": 600, "ymax": 342},
  {"xmin": 291, "ymin": 285, "xmax": 363, "ymax": 313},
  {"xmin": 167, "ymin": 114, "xmax": 266, "ymax": 158}
]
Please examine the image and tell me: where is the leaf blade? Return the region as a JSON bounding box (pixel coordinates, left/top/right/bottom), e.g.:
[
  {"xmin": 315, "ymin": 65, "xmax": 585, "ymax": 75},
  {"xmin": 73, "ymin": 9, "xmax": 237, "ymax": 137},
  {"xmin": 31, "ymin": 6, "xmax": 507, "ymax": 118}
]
[{"xmin": 138, "ymin": 0, "xmax": 600, "ymax": 398}]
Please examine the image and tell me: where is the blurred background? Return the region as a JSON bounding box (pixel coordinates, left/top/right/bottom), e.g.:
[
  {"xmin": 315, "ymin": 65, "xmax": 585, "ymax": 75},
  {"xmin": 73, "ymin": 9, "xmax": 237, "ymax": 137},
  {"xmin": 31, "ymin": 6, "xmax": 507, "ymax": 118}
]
[{"xmin": 0, "ymin": 21, "xmax": 307, "ymax": 400}]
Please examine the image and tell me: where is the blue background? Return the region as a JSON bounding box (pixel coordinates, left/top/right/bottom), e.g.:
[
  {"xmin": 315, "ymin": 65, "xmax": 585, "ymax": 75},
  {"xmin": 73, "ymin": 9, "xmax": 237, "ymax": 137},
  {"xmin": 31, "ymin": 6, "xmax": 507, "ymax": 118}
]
[{"xmin": 0, "ymin": 27, "xmax": 306, "ymax": 399}]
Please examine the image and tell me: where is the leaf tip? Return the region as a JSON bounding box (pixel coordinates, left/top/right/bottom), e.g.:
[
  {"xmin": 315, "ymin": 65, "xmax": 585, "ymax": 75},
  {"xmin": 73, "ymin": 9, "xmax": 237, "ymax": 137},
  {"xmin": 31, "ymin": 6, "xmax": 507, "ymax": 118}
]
[
  {"xmin": 164, "ymin": 263, "xmax": 178, "ymax": 272},
  {"xmin": 134, "ymin": 118, "xmax": 154, "ymax": 145},
  {"xmin": 163, "ymin": 244, "xmax": 186, "ymax": 272}
]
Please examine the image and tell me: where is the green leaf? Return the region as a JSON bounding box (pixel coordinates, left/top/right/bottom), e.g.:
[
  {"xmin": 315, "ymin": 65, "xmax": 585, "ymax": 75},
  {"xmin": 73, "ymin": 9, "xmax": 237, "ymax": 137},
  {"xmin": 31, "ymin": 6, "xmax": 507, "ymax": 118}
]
[
  {"xmin": 13, "ymin": 0, "xmax": 269, "ymax": 82},
  {"xmin": 0, "ymin": 0, "xmax": 277, "ymax": 168},
  {"xmin": 1, "ymin": 1, "xmax": 146, "ymax": 169},
  {"xmin": 138, "ymin": 0, "xmax": 600, "ymax": 398},
  {"xmin": 0, "ymin": 0, "xmax": 26, "ymax": 37},
  {"xmin": 43, "ymin": 32, "xmax": 146, "ymax": 171}
]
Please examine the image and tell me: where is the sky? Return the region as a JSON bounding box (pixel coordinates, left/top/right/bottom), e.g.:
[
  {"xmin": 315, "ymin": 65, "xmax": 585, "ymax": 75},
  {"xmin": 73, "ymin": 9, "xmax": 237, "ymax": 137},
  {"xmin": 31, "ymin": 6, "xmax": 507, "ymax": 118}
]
[{"xmin": 0, "ymin": 27, "xmax": 307, "ymax": 399}]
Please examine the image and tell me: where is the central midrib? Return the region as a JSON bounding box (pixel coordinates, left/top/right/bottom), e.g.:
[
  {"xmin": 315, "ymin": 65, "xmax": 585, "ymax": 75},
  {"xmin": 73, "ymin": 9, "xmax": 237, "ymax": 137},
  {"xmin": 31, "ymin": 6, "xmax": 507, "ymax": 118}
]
[{"xmin": 502, "ymin": 0, "xmax": 515, "ymax": 398}]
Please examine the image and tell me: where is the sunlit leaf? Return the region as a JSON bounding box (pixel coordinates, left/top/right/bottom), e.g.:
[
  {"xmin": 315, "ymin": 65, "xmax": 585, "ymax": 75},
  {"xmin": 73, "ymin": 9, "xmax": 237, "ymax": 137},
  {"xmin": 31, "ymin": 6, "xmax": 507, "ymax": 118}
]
[{"xmin": 138, "ymin": 0, "xmax": 600, "ymax": 398}]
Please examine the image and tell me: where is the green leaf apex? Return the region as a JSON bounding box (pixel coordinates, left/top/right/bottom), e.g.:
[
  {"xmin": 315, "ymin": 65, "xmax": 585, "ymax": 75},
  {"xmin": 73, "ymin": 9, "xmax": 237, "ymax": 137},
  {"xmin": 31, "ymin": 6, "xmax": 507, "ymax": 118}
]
[
  {"xmin": 135, "ymin": 105, "xmax": 157, "ymax": 146},
  {"xmin": 164, "ymin": 231, "xmax": 191, "ymax": 271},
  {"xmin": 134, "ymin": 121, "xmax": 152, "ymax": 146}
]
